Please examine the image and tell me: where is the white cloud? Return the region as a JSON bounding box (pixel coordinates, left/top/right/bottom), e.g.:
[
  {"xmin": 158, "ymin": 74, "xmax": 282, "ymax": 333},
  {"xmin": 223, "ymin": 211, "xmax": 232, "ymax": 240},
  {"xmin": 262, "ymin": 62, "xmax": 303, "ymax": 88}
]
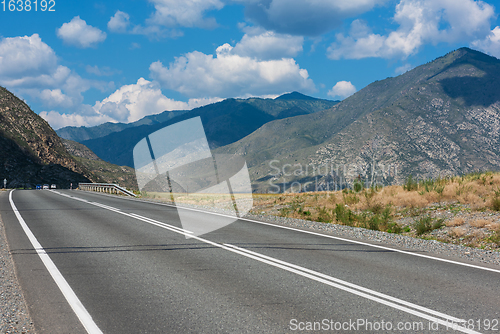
[
  {"xmin": 0, "ymin": 34, "xmax": 57, "ymax": 78},
  {"xmin": 232, "ymin": 26, "xmax": 304, "ymax": 60},
  {"xmin": 39, "ymin": 89, "xmax": 75, "ymax": 108},
  {"xmin": 0, "ymin": 34, "xmax": 111, "ymax": 114},
  {"xmin": 328, "ymin": 81, "xmax": 357, "ymax": 99},
  {"xmin": 94, "ymin": 78, "xmax": 220, "ymax": 123},
  {"xmin": 85, "ymin": 65, "xmax": 119, "ymax": 76},
  {"xmin": 57, "ymin": 16, "xmax": 107, "ymax": 48},
  {"xmin": 147, "ymin": 0, "xmax": 224, "ymax": 29},
  {"xmin": 241, "ymin": 0, "xmax": 387, "ymax": 36},
  {"xmin": 108, "ymin": 10, "xmax": 130, "ymax": 33},
  {"xmin": 40, "ymin": 78, "xmax": 221, "ymax": 129},
  {"xmin": 40, "ymin": 109, "xmax": 114, "ymax": 129},
  {"xmin": 471, "ymin": 26, "xmax": 500, "ymax": 58},
  {"xmin": 149, "ymin": 43, "xmax": 315, "ymax": 98},
  {"xmin": 328, "ymin": 0, "xmax": 496, "ymax": 59},
  {"xmin": 395, "ymin": 63, "xmax": 414, "ymax": 74}
]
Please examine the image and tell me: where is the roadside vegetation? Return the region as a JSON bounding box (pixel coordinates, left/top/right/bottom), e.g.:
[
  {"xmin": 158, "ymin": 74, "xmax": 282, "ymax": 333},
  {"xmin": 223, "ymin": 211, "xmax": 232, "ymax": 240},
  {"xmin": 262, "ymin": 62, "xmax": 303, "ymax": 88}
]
[{"xmin": 250, "ymin": 171, "xmax": 500, "ymax": 251}]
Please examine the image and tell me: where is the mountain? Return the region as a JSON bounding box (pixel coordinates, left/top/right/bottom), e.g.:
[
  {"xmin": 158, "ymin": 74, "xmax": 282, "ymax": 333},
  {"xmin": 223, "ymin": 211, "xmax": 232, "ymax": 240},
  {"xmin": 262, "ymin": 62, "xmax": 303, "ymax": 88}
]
[
  {"xmin": 57, "ymin": 109, "xmax": 188, "ymax": 142},
  {"xmin": 62, "ymin": 139, "xmax": 138, "ymax": 190},
  {"xmin": 275, "ymin": 91, "xmax": 318, "ymax": 100},
  {"xmin": 217, "ymin": 48, "xmax": 500, "ymax": 192},
  {"xmin": 78, "ymin": 93, "xmax": 338, "ymax": 167},
  {"xmin": 0, "ymin": 87, "xmax": 92, "ymax": 188}
]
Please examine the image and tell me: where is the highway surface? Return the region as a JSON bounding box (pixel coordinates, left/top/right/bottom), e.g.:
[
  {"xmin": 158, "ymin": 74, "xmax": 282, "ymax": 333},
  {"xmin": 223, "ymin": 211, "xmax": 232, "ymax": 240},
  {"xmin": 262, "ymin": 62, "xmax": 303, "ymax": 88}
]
[{"xmin": 1, "ymin": 189, "xmax": 500, "ymax": 333}]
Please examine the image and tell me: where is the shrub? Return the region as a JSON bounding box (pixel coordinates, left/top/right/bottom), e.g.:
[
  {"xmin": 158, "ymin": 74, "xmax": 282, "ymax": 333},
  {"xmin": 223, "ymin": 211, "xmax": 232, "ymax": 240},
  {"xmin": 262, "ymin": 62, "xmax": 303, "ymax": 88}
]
[
  {"xmin": 403, "ymin": 174, "xmax": 418, "ymax": 191},
  {"xmin": 446, "ymin": 217, "xmax": 465, "ymax": 227},
  {"xmin": 387, "ymin": 222, "xmax": 402, "ymax": 234},
  {"xmin": 334, "ymin": 204, "xmax": 355, "ymax": 226},
  {"xmin": 470, "ymin": 219, "xmax": 490, "ymax": 228},
  {"xmin": 432, "ymin": 218, "xmax": 445, "ymax": 230},
  {"xmin": 491, "ymin": 189, "xmax": 500, "ymax": 211},
  {"xmin": 316, "ymin": 207, "xmax": 331, "ymax": 223},
  {"xmin": 415, "ymin": 216, "xmax": 433, "ymax": 235},
  {"xmin": 368, "ymin": 215, "xmax": 380, "ymax": 231},
  {"xmin": 488, "ymin": 231, "xmax": 500, "ymax": 246},
  {"xmin": 353, "ymin": 180, "xmax": 364, "ymax": 193}
]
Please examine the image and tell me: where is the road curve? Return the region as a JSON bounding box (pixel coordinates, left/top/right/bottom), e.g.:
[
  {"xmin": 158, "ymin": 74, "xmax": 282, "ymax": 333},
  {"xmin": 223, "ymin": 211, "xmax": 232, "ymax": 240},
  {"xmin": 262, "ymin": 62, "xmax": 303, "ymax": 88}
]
[{"xmin": 1, "ymin": 189, "xmax": 499, "ymax": 334}]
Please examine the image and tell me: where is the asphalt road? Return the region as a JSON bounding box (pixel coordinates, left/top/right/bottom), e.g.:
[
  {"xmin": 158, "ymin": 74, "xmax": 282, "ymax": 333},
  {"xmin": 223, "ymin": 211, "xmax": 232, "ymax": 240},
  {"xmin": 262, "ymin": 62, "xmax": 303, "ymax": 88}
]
[{"xmin": 1, "ymin": 189, "xmax": 500, "ymax": 334}]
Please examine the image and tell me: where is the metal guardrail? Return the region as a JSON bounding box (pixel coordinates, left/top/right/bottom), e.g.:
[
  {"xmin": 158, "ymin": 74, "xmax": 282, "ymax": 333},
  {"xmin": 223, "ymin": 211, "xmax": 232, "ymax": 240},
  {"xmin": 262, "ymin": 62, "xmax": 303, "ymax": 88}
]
[{"xmin": 78, "ymin": 183, "xmax": 137, "ymax": 197}]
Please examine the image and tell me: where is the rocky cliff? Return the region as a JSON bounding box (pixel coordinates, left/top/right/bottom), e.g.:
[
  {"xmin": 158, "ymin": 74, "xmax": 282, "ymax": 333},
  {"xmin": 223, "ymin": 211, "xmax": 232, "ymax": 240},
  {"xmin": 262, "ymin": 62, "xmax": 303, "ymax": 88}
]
[{"xmin": 0, "ymin": 87, "xmax": 92, "ymax": 188}]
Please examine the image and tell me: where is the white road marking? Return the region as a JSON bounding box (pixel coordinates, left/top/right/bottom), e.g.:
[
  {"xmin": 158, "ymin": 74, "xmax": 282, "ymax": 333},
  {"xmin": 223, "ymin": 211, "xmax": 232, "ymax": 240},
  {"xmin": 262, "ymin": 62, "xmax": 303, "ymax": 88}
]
[
  {"xmin": 52, "ymin": 190, "xmax": 483, "ymax": 334},
  {"xmin": 9, "ymin": 190, "xmax": 103, "ymax": 334},
  {"xmin": 90, "ymin": 190, "xmax": 500, "ymax": 274}
]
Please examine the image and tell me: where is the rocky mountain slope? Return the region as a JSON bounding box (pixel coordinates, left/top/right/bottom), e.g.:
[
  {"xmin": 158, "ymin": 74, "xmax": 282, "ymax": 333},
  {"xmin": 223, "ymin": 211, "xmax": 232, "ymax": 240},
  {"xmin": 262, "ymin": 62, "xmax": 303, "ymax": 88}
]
[
  {"xmin": 0, "ymin": 87, "xmax": 92, "ymax": 188},
  {"xmin": 75, "ymin": 92, "xmax": 338, "ymax": 168},
  {"xmin": 217, "ymin": 48, "xmax": 500, "ymax": 192}
]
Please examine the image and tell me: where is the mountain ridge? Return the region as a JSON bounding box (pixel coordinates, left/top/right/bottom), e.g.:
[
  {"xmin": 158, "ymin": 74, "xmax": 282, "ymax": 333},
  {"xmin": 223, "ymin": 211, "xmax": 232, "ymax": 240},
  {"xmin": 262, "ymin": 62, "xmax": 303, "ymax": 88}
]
[
  {"xmin": 216, "ymin": 47, "xmax": 500, "ymax": 192},
  {"xmin": 75, "ymin": 93, "xmax": 338, "ymax": 167},
  {"xmin": 57, "ymin": 92, "xmax": 337, "ymax": 143}
]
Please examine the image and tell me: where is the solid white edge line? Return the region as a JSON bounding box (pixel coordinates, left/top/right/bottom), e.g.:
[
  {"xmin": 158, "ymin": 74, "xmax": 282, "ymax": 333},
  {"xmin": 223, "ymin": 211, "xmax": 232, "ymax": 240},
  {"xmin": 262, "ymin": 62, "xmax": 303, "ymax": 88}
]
[
  {"xmin": 101, "ymin": 192, "xmax": 500, "ymax": 274},
  {"xmin": 9, "ymin": 190, "xmax": 103, "ymax": 334},
  {"xmin": 223, "ymin": 243, "xmax": 466, "ymax": 323},
  {"xmin": 52, "ymin": 190, "xmax": 481, "ymax": 334}
]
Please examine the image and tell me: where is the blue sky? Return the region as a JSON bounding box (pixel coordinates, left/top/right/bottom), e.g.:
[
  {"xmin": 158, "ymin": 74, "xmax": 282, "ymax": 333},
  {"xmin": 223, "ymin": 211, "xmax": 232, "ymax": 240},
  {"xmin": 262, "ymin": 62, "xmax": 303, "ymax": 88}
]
[{"xmin": 1, "ymin": 0, "xmax": 499, "ymax": 129}]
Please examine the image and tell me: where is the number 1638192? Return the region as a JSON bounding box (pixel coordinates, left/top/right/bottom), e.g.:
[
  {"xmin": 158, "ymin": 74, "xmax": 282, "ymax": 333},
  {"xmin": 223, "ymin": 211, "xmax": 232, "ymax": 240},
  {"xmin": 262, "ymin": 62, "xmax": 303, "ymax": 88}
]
[{"xmin": 2, "ymin": 0, "xmax": 55, "ymax": 11}]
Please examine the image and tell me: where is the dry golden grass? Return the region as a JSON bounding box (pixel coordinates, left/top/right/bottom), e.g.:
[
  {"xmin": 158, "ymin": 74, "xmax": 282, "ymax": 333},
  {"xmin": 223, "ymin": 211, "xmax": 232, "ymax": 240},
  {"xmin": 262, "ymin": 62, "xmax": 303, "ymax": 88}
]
[
  {"xmin": 451, "ymin": 227, "xmax": 467, "ymax": 238},
  {"xmin": 486, "ymin": 222, "xmax": 500, "ymax": 231},
  {"xmin": 446, "ymin": 217, "xmax": 465, "ymax": 227},
  {"xmin": 470, "ymin": 219, "xmax": 491, "ymax": 228}
]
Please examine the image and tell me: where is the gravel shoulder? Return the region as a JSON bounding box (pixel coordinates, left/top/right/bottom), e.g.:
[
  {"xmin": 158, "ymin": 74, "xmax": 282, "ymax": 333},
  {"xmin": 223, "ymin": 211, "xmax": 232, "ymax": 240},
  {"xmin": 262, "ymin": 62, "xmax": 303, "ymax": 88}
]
[{"xmin": 0, "ymin": 190, "xmax": 35, "ymax": 334}]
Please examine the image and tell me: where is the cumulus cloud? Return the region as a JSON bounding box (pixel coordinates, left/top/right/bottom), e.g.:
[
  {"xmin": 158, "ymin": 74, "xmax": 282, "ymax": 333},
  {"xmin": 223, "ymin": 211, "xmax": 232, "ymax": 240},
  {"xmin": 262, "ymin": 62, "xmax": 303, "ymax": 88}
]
[
  {"xmin": 108, "ymin": 10, "xmax": 130, "ymax": 33},
  {"xmin": 328, "ymin": 0, "xmax": 495, "ymax": 59},
  {"xmin": 231, "ymin": 26, "xmax": 304, "ymax": 60},
  {"xmin": 40, "ymin": 109, "xmax": 114, "ymax": 130},
  {"xmin": 149, "ymin": 43, "xmax": 315, "ymax": 98},
  {"xmin": 40, "ymin": 78, "xmax": 221, "ymax": 129},
  {"xmin": 471, "ymin": 26, "xmax": 500, "ymax": 58},
  {"xmin": 57, "ymin": 16, "xmax": 107, "ymax": 48},
  {"xmin": 328, "ymin": 81, "xmax": 357, "ymax": 99},
  {"xmin": 0, "ymin": 33, "xmax": 112, "ymax": 116},
  {"xmin": 0, "ymin": 34, "xmax": 57, "ymax": 78},
  {"xmin": 147, "ymin": 0, "xmax": 224, "ymax": 29},
  {"xmin": 94, "ymin": 78, "xmax": 220, "ymax": 123},
  {"xmin": 242, "ymin": 0, "xmax": 387, "ymax": 36}
]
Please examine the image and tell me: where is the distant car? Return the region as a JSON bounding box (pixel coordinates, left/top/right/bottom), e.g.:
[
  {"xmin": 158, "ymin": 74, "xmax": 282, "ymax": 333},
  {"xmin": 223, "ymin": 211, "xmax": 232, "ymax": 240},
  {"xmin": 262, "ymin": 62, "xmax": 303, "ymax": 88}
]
[
  {"xmin": 43, "ymin": 184, "xmax": 49, "ymax": 189},
  {"xmin": 36, "ymin": 184, "xmax": 42, "ymax": 190},
  {"xmin": 50, "ymin": 184, "xmax": 57, "ymax": 189}
]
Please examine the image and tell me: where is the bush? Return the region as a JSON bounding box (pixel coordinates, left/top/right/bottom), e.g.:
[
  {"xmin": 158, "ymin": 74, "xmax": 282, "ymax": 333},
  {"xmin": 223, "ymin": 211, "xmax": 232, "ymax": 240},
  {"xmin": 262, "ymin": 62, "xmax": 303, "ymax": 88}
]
[
  {"xmin": 387, "ymin": 222, "xmax": 402, "ymax": 234},
  {"xmin": 368, "ymin": 215, "xmax": 380, "ymax": 230},
  {"xmin": 432, "ymin": 218, "xmax": 445, "ymax": 230},
  {"xmin": 491, "ymin": 189, "xmax": 500, "ymax": 211},
  {"xmin": 403, "ymin": 175, "xmax": 418, "ymax": 191},
  {"xmin": 334, "ymin": 204, "xmax": 355, "ymax": 226},
  {"xmin": 414, "ymin": 216, "xmax": 444, "ymax": 235},
  {"xmin": 353, "ymin": 180, "xmax": 364, "ymax": 193},
  {"xmin": 415, "ymin": 216, "xmax": 433, "ymax": 235}
]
